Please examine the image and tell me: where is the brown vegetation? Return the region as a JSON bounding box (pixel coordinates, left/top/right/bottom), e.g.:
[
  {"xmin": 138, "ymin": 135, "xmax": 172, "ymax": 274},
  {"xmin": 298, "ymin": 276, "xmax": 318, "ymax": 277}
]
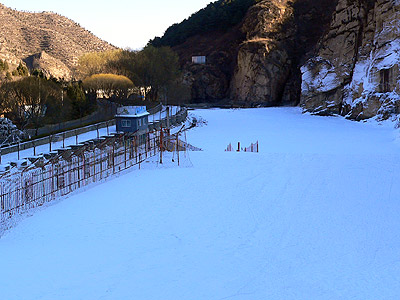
[
  {"xmin": 0, "ymin": 3, "xmax": 116, "ymax": 80},
  {"xmin": 82, "ymin": 74, "xmax": 134, "ymax": 102}
]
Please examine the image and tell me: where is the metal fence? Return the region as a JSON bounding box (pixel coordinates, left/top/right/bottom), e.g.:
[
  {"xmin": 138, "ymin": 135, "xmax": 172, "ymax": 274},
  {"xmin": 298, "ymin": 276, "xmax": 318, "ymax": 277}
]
[
  {"xmin": 0, "ymin": 107, "xmax": 189, "ymax": 230},
  {"xmin": 0, "ymin": 106, "xmax": 188, "ymax": 157},
  {"xmin": 0, "ymin": 130, "xmax": 161, "ymax": 226}
]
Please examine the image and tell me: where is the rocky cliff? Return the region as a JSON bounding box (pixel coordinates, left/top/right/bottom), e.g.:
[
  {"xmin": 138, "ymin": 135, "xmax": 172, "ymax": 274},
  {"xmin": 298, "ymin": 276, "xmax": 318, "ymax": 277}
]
[
  {"xmin": 300, "ymin": 0, "xmax": 400, "ymax": 120},
  {"xmin": 0, "ymin": 3, "xmax": 115, "ymax": 79},
  {"xmin": 172, "ymin": 0, "xmax": 400, "ymax": 120},
  {"xmin": 231, "ymin": 0, "xmax": 338, "ymax": 106},
  {"xmin": 174, "ymin": 0, "xmax": 338, "ymax": 106}
]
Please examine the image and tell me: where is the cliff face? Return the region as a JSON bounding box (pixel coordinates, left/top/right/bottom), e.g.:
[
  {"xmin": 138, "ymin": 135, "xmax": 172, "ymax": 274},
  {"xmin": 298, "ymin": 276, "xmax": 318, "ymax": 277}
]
[
  {"xmin": 176, "ymin": 0, "xmax": 400, "ymax": 120},
  {"xmin": 173, "ymin": 26, "xmax": 245, "ymax": 103},
  {"xmin": 177, "ymin": 0, "xmax": 338, "ymax": 106},
  {"xmin": 0, "ymin": 3, "xmax": 115, "ymax": 79},
  {"xmin": 231, "ymin": 1, "xmax": 295, "ymax": 106},
  {"xmin": 300, "ymin": 0, "xmax": 400, "ymax": 120},
  {"xmin": 230, "ymin": 0, "xmax": 338, "ymax": 106}
]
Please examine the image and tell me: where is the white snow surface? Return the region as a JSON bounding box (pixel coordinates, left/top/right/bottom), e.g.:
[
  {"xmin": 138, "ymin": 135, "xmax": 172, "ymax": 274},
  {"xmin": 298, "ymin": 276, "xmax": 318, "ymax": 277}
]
[{"xmin": 1, "ymin": 108, "xmax": 400, "ymax": 300}]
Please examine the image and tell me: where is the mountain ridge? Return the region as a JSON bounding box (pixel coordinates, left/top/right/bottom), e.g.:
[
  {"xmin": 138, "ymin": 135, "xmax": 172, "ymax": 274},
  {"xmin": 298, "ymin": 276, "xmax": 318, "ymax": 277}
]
[{"xmin": 0, "ymin": 3, "xmax": 116, "ymax": 79}]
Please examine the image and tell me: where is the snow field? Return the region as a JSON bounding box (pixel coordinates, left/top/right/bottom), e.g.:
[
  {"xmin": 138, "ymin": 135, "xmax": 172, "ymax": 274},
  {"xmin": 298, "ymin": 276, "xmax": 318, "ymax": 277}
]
[{"xmin": 0, "ymin": 107, "xmax": 400, "ymax": 299}]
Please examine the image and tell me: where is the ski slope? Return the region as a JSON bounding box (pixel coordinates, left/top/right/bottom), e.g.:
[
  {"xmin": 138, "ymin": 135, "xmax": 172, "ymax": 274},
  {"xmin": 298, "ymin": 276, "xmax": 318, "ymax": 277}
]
[{"xmin": 1, "ymin": 107, "xmax": 400, "ymax": 300}]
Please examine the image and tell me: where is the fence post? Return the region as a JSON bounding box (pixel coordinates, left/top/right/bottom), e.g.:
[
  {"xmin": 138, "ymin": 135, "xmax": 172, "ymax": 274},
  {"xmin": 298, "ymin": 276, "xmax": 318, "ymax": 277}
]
[
  {"xmin": 77, "ymin": 155, "xmax": 81, "ymax": 188},
  {"xmin": 63, "ymin": 133, "xmax": 65, "ymax": 148},
  {"xmin": 75, "ymin": 130, "xmax": 78, "ymax": 145},
  {"xmin": 154, "ymin": 132, "xmax": 156, "ymax": 156},
  {"xmin": 49, "ymin": 135, "xmax": 52, "ymax": 152},
  {"xmin": 160, "ymin": 129, "xmax": 163, "ymax": 164},
  {"xmin": 112, "ymin": 144, "xmax": 115, "ymax": 174},
  {"xmin": 176, "ymin": 134, "xmax": 180, "ymax": 166},
  {"xmin": 237, "ymin": 142, "xmax": 240, "ymax": 152},
  {"xmin": 166, "ymin": 106, "xmax": 170, "ymax": 131},
  {"xmin": 33, "ymin": 141, "xmax": 36, "ymax": 156},
  {"xmin": 124, "ymin": 135, "xmax": 127, "ymax": 169}
]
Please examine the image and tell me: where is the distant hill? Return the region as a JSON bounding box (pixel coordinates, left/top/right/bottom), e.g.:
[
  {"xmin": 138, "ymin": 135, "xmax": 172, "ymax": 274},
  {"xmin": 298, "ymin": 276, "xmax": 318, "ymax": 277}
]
[
  {"xmin": 150, "ymin": 0, "xmax": 259, "ymax": 48},
  {"xmin": 0, "ymin": 3, "xmax": 116, "ymax": 79}
]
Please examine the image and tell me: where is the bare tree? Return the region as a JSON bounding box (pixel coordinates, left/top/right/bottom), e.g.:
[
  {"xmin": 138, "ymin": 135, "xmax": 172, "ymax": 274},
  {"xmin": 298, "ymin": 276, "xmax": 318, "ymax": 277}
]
[{"xmin": 0, "ymin": 77, "xmax": 60, "ymax": 132}]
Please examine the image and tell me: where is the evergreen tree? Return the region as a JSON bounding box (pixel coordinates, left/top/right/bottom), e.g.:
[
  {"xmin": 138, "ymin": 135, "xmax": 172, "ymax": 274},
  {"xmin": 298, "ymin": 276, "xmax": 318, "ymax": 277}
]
[
  {"xmin": 16, "ymin": 62, "xmax": 29, "ymax": 76},
  {"xmin": 149, "ymin": 0, "xmax": 259, "ymax": 47},
  {"xmin": 67, "ymin": 82, "xmax": 90, "ymax": 119}
]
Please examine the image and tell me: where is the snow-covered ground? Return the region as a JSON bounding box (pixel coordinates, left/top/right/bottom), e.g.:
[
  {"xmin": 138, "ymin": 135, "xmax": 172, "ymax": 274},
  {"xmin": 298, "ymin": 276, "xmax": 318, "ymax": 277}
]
[{"xmin": 1, "ymin": 107, "xmax": 400, "ymax": 300}]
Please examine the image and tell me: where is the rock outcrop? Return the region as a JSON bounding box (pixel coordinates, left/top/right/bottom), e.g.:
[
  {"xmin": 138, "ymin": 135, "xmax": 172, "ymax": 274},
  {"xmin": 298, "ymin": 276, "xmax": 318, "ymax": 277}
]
[
  {"xmin": 0, "ymin": 3, "xmax": 115, "ymax": 79},
  {"xmin": 231, "ymin": 0, "xmax": 338, "ymax": 106},
  {"xmin": 300, "ymin": 0, "xmax": 400, "ymax": 120},
  {"xmin": 174, "ymin": 0, "xmax": 338, "ymax": 107},
  {"xmin": 171, "ymin": 0, "xmax": 400, "ymax": 120},
  {"xmin": 172, "ymin": 25, "xmax": 245, "ymax": 104},
  {"xmin": 231, "ymin": 1, "xmax": 295, "ymax": 106},
  {"xmin": 24, "ymin": 51, "xmax": 71, "ymax": 79}
]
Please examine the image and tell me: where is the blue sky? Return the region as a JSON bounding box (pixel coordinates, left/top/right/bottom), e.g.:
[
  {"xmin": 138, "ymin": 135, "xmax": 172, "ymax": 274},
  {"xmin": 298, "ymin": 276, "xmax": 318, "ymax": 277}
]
[{"xmin": 1, "ymin": 0, "xmax": 212, "ymax": 49}]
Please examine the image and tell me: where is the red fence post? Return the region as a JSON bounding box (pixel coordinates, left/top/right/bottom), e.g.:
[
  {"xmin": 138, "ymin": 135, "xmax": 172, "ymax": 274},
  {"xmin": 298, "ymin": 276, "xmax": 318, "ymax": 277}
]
[
  {"xmin": 177, "ymin": 134, "xmax": 180, "ymax": 166},
  {"xmin": 160, "ymin": 129, "xmax": 163, "ymax": 164},
  {"xmin": 124, "ymin": 135, "xmax": 127, "ymax": 170}
]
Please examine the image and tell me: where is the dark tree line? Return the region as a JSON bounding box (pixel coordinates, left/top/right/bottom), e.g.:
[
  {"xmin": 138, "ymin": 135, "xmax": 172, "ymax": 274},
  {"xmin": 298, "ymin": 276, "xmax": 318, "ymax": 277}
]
[
  {"xmin": 150, "ymin": 0, "xmax": 260, "ymax": 48},
  {"xmin": 0, "ymin": 76, "xmax": 92, "ymax": 132}
]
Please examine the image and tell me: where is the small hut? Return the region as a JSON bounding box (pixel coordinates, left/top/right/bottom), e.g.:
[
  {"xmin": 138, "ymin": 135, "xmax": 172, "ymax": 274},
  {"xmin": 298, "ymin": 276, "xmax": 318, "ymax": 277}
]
[{"xmin": 115, "ymin": 106, "xmax": 149, "ymax": 133}]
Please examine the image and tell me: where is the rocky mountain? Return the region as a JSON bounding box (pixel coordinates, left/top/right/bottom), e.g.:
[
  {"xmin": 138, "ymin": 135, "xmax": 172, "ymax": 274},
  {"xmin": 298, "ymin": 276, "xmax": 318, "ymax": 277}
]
[
  {"xmin": 169, "ymin": 0, "xmax": 338, "ymax": 105},
  {"xmin": 301, "ymin": 0, "xmax": 400, "ymax": 120},
  {"xmin": 0, "ymin": 3, "xmax": 116, "ymax": 80},
  {"xmin": 165, "ymin": 0, "xmax": 400, "ymax": 120}
]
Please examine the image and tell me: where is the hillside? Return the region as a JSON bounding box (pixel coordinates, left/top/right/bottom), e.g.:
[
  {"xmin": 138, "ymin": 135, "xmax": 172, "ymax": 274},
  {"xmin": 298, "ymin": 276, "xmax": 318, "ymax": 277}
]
[
  {"xmin": 154, "ymin": 0, "xmax": 337, "ymax": 105},
  {"xmin": 150, "ymin": 0, "xmax": 258, "ymax": 48},
  {"xmin": 0, "ymin": 3, "xmax": 116, "ymax": 79},
  {"xmin": 156, "ymin": 0, "xmax": 400, "ymax": 120}
]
